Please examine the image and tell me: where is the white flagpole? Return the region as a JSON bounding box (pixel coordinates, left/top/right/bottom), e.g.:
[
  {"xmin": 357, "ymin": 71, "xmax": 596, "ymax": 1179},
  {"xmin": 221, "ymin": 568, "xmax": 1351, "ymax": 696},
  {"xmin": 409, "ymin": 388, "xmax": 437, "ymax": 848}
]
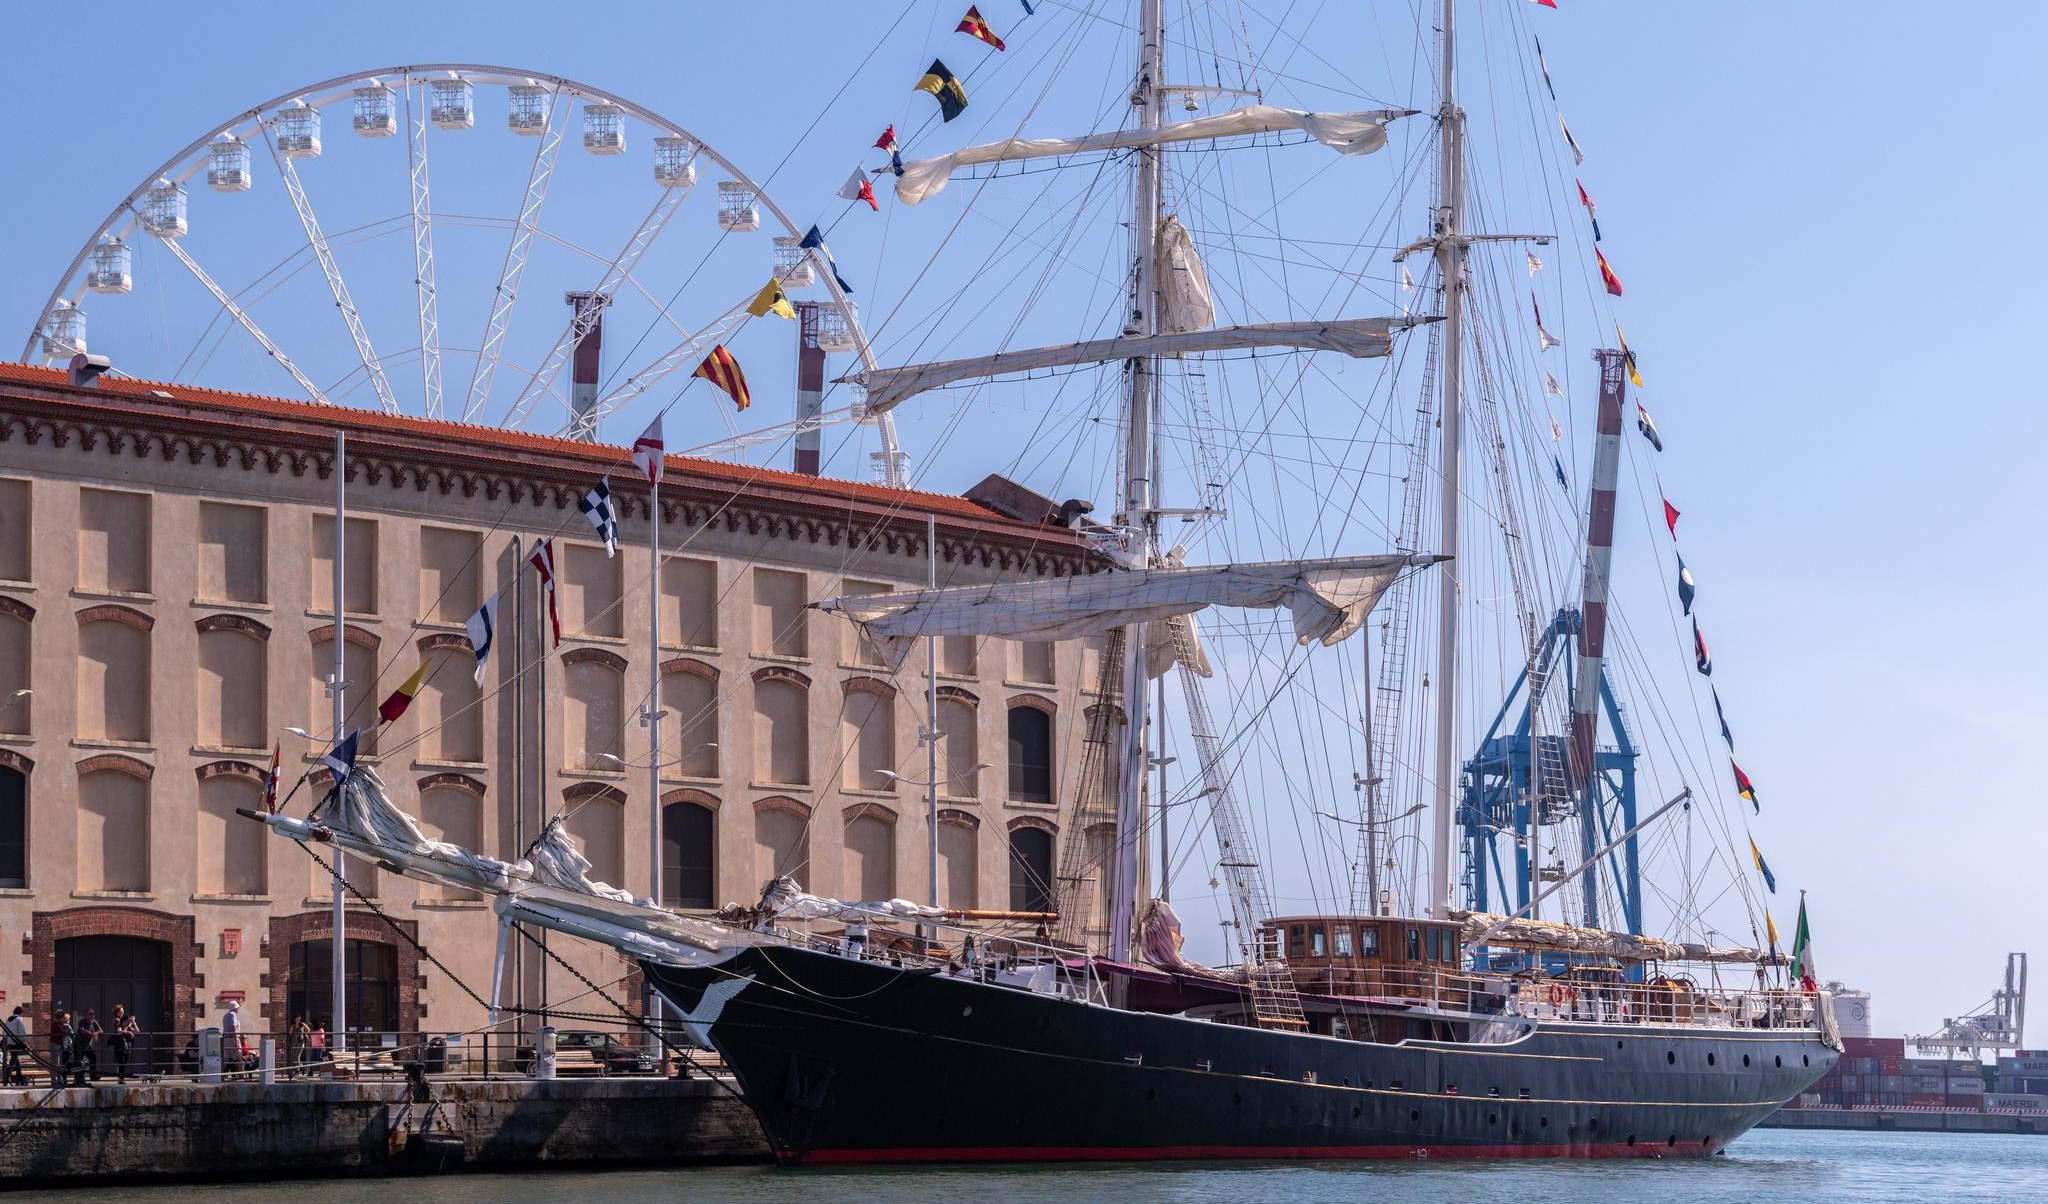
[
  {"xmin": 646, "ymin": 464, "xmax": 665, "ymax": 1037},
  {"xmin": 329, "ymin": 430, "xmax": 349, "ymax": 1052}
]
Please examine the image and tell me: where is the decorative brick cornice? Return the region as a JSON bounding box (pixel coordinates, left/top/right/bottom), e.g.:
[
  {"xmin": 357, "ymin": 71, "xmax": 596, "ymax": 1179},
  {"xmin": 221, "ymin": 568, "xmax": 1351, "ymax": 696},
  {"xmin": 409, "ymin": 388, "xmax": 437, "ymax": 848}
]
[
  {"xmin": 419, "ymin": 771, "xmax": 486, "ymax": 796},
  {"xmin": 752, "ymin": 794, "xmax": 811, "ymax": 818},
  {"xmin": 936, "ymin": 807, "xmax": 980, "ymax": 829},
  {"xmin": 194, "ymin": 759, "xmax": 266, "ymax": 785},
  {"xmin": 844, "ymin": 801, "xmax": 898, "ymax": 824},
  {"xmin": 76, "ymin": 752, "xmax": 152, "ymax": 780},
  {"xmin": 660, "ymin": 786, "xmax": 720, "ymax": 809},
  {"xmin": 196, "ymin": 613, "xmax": 271, "ymax": 640},
  {"xmin": 1007, "ymin": 815, "xmax": 1057, "ymax": 834},
  {"xmin": 562, "ymin": 781, "xmax": 627, "ymax": 805},
  {"xmin": 1008, "ymin": 693, "xmax": 1057, "ymax": 716},
  {"xmin": 76, "ymin": 603, "xmax": 153, "ymax": 632},
  {"xmin": 308, "ymin": 623, "xmax": 379, "ymax": 650},
  {"xmin": 0, "ymin": 749, "xmax": 32, "ymax": 775},
  {"xmin": 0, "ymin": 596, "xmax": 33, "ymax": 623},
  {"xmin": 936, "ymin": 685, "xmax": 979, "ymax": 705},
  {"xmin": 660, "ymin": 656, "xmax": 718, "ymax": 681},
  {"xmin": 562, "ymin": 646, "xmax": 628, "ymax": 672},
  {"xmin": 416, "ymin": 632, "xmax": 472, "ymax": 656},
  {"xmin": 0, "ymin": 380, "xmax": 1106, "ymax": 580}
]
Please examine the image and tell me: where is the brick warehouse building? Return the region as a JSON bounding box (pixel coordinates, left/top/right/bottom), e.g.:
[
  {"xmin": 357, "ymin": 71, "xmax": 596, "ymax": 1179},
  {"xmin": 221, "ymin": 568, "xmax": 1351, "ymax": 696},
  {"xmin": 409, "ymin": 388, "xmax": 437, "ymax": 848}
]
[{"xmin": 0, "ymin": 362, "xmax": 1112, "ymax": 1059}]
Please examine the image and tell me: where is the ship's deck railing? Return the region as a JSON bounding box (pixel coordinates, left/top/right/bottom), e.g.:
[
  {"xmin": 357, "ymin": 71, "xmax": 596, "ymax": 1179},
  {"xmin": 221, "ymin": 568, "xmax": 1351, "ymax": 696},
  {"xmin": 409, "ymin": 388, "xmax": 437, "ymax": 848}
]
[{"xmin": 762, "ymin": 914, "xmax": 1110, "ymax": 1006}]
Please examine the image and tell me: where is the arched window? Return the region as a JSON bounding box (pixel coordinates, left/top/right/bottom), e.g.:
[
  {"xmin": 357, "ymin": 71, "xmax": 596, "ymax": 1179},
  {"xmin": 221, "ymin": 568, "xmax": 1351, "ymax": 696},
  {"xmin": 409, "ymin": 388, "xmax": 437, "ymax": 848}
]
[
  {"xmin": 660, "ymin": 665, "xmax": 720, "ymax": 779},
  {"xmin": 562, "ymin": 654, "xmax": 625, "ymax": 771},
  {"xmin": 420, "ymin": 660, "xmax": 483, "ymax": 763},
  {"xmin": 563, "ymin": 786, "xmax": 626, "ymax": 890},
  {"xmin": 78, "ymin": 766, "xmax": 149, "ymax": 892},
  {"xmin": 938, "ymin": 696, "xmax": 979, "ymax": 797},
  {"xmin": 1007, "ymin": 704, "xmax": 1053, "ymax": 803},
  {"xmin": 753, "ymin": 676, "xmax": 809, "ymax": 786},
  {"xmin": 309, "ymin": 635, "xmax": 379, "ymax": 756},
  {"xmin": 0, "ymin": 764, "xmax": 25, "ymax": 889},
  {"xmin": 418, "ymin": 780, "xmax": 484, "ymax": 900},
  {"xmin": 197, "ymin": 775, "xmax": 266, "ymax": 895},
  {"xmin": 79, "ymin": 618, "xmax": 150, "ymax": 742},
  {"xmin": 840, "ymin": 684, "xmax": 895, "ymax": 792},
  {"xmin": 663, "ymin": 797, "xmax": 716, "ymax": 909},
  {"xmin": 197, "ymin": 627, "xmax": 267, "ymax": 749},
  {"xmin": 1008, "ymin": 825, "xmax": 1054, "ymax": 914},
  {"xmin": 755, "ymin": 803, "xmax": 809, "ymax": 890},
  {"xmin": 843, "ymin": 810, "xmax": 895, "ymax": 901},
  {"xmin": 938, "ymin": 817, "xmax": 977, "ymax": 910},
  {"xmin": 0, "ymin": 609, "xmax": 28, "ymax": 737}
]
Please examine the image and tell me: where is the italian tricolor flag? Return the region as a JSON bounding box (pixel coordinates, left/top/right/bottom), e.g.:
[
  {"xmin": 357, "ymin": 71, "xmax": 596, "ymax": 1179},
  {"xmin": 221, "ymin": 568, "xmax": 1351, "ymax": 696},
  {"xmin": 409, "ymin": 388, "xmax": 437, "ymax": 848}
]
[{"xmin": 1790, "ymin": 894, "xmax": 1816, "ymax": 993}]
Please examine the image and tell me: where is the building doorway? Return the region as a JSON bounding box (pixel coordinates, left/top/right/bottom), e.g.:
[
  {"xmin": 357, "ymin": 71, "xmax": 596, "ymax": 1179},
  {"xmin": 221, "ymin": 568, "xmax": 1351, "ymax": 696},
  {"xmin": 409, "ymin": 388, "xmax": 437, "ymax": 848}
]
[
  {"xmin": 53, "ymin": 935, "xmax": 169, "ymax": 1069},
  {"xmin": 288, "ymin": 938, "xmax": 399, "ymax": 1048}
]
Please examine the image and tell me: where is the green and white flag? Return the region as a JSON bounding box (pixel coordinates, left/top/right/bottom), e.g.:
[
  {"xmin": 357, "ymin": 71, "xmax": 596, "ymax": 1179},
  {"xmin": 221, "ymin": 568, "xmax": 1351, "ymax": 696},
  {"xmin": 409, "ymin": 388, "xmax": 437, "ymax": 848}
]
[{"xmin": 1790, "ymin": 893, "xmax": 1816, "ymax": 992}]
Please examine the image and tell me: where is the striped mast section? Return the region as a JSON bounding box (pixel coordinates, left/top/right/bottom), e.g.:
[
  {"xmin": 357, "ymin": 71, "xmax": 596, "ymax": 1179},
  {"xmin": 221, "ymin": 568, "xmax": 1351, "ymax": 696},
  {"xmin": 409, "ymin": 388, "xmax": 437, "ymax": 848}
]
[{"xmin": 1569, "ymin": 347, "xmax": 1628, "ymax": 930}]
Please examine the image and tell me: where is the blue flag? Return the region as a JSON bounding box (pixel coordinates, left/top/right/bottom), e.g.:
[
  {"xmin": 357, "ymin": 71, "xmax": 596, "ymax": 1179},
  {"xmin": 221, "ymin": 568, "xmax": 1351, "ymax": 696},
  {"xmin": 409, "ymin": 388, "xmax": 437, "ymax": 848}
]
[
  {"xmin": 1553, "ymin": 455, "xmax": 1568, "ymax": 489},
  {"xmin": 799, "ymin": 226, "xmax": 854, "ymax": 294},
  {"xmin": 1713, "ymin": 687, "xmax": 1734, "ymax": 749},
  {"xmin": 1677, "ymin": 554, "xmax": 1696, "ymax": 615},
  {"xmin": 323, "ymin": 730, "xmax": 359, "ymax": 787}
]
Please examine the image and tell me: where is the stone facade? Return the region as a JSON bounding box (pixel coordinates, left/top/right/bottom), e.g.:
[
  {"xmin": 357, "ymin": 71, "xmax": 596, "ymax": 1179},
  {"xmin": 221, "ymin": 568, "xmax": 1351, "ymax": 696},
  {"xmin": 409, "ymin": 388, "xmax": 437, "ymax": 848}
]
[{"xmin": 0, "ymin": 363, "xmax": 1106, "ymax": 1049}]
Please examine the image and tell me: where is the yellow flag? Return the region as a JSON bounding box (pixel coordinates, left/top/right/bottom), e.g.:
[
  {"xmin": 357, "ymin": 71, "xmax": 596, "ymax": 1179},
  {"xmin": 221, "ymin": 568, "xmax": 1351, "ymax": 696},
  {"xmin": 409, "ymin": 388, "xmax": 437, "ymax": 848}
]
[
  {"xmin": 1615, "ymin": 323, "xmax": 1644, "ymax": 388},
  {"xmin": 747, "ymin": 278, "xmax": 795, "ymax": 320}
]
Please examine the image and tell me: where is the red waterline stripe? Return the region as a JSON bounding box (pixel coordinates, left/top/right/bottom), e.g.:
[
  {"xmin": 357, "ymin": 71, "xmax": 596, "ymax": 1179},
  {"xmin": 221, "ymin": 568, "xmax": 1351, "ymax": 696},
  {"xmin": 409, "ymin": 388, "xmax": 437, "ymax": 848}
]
[{"xmin": 794, "ymin": 1140, "xmax": 1716, "ymax": 1164}]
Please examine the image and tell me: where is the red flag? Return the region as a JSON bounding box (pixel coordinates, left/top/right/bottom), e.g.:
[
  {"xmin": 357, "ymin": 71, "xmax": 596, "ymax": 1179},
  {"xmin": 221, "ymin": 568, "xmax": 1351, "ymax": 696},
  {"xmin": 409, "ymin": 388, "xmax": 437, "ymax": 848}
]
[
  {"xmin": 1577, "ymin": 179, "xmax": 1596, "ymax": 214},
  {"xmin": 1596, "ymin": 247, "xmax": 1624, "ymax": 297},
  {"xmin": 873, "ymin": 124, "xmax": 898, "ymax": 153},
  {"xmin": 1694, "ymin": 619, "xmax": 1712, "ymax": 676},
  {"xmin": 529, "ymin": 538, "xmax": 562, "ymax": 648},
  {"xmin": 377, "ymin": 660, "xmax": 431, "ymax": 725},
  {"xmin": 957, "ymin": 5, "xmax": 1007, "ymax": 49},
  {"xmin": 1534, "ymin": 0, "xmax": 1559, "ymax": 7},
  {"xmin": 1663, "ymin": 497, "xmax": 1680, "ymax": 539},
  {"xmin": 693, "ymin": 345, "xmax": 752, "ymax": 411},
  {"xmin": 262, "ymin": 742, "xmax": 282, "ymax": 814},
  {"xmin": 1732, "ymin": 760, "xmax": 1759, "ymax": 810},
  {"xmin": 631, "ymin": 416, "xmax": 664, "ymax": 486}
]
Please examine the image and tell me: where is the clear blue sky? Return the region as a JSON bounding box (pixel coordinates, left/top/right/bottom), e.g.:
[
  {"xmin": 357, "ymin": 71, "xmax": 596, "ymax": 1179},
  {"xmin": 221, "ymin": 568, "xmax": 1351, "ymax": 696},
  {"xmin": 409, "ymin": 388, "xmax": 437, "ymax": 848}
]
[{"xmin": 3, "ymin": 1, "xmax": 2041, "ymax": 1041}]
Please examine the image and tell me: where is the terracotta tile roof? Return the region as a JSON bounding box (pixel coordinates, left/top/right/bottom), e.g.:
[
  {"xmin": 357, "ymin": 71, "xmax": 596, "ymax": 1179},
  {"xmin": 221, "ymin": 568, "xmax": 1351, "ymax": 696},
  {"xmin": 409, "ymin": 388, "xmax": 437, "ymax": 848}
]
[{"xmin": 0, "ymin": 361, "xmax": 1081, "ymax": 550}]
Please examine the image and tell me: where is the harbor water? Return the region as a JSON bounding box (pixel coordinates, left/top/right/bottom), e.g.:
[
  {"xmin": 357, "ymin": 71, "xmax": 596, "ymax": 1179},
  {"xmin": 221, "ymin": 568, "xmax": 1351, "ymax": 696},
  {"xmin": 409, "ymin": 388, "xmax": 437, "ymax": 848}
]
[{"xmin": 11, "ymin": 1129, "xmax": 2040, "ymax": 1203}]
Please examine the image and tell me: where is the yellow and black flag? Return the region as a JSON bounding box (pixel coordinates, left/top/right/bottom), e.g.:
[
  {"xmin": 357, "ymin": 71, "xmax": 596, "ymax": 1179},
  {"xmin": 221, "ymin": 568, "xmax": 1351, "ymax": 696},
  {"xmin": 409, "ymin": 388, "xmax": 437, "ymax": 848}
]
[
  {"xmin": 747, "ymin": 277, "xmax": 795, "ymax": 320},
  {"xmin": 915, "ymin": 59, "xmax": 969, "ymax": 122}
]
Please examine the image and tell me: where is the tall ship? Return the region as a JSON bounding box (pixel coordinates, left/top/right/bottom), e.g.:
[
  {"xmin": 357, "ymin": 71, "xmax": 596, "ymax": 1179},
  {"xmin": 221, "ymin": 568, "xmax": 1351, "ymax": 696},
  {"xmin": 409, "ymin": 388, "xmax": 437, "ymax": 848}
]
[{"xmin": 207, "ymin": 0, "xmax": 1838, "ymax": 1166}]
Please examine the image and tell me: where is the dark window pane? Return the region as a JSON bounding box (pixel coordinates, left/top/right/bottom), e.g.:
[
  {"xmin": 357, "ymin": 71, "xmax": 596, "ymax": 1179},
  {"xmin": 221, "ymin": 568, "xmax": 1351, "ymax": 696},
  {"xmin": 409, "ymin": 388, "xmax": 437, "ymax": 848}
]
[
  {"xmin": 0, "ymin": 767, "xmax": 23, "ymax": 888},
  {"xmin": 1008, "ymin": 827, "xmax": 1053, "ymax": 913},
  {"xmin": 1007, "ymin": 707, "xmax": 1052, "ymax": 803},
  {"xmin": 662, "ymin": 801, "xmax": 716, "ymax": 909}
]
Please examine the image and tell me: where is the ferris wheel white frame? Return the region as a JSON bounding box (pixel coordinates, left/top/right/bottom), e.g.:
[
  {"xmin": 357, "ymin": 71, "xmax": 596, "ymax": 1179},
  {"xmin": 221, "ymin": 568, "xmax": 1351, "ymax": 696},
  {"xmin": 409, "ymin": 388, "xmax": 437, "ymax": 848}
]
[{"xmin": 24, "ymin": 63, "xmax": 905, "ymax": 483}]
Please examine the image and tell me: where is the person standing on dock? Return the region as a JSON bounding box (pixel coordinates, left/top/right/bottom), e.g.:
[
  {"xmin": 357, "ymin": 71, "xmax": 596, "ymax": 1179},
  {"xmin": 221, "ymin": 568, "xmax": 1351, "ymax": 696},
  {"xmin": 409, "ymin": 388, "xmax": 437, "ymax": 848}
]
[
  {"xmin": 309, "ymin": 1020, "xmax": 327, "ymax": 1069},
  {"xmin": 287, "ymin": 1016, "xmax": 309, "ymax": 1079},
  {"xmin": 49, "ymin": 1010, "xmax": 72, "ymax": 1086},
  {"xmin": 109, "ymin": 1005, "xmax": 138, "ymax": 1083},
  {"xmin": 2, "ymin": 1006, "xmax": 25, "ymax": 1085},
  {"xmin": 76, "ymin": 1010, "xmax": 102, "ymax": 1083}
]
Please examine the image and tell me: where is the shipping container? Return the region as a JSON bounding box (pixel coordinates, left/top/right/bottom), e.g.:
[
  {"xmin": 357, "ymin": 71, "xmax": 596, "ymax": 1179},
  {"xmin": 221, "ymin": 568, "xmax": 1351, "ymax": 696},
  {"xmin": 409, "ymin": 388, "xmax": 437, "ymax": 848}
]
[
  {"xmin": 1906, "ymin": 1093, "xmax": 1944, "ymax": 1107},
  {"xmin": 1997, "ymin": 1055, "xmax": 2048, "ymax": 1076},
  {"xmin": 1986, "ymin": 1093, "xmax": 2048, "ymax": 1112},
  {"xmin": 1842, "ymin": 1036, "xmax": 1905, "ymax": 1057},
  {"xmin": 1881, "ymin": 1056, "xmax": 1903, "ymax": 1074},
  {"xmin": 1905, "ymin": 1075, "xmax": 1945, "ymax": 1093},
  {"xmin": 1948, "ymin": 1079, "xmax": 1985, "ymax": 1095}
]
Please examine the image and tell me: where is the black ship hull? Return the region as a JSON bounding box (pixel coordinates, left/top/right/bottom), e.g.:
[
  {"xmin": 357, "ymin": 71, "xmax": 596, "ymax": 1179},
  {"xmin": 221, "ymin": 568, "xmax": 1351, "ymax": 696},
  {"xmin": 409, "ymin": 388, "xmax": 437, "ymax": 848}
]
[{"xmin": 646, "ymin": 945, "xmax": 1836, "ymax": 1165}]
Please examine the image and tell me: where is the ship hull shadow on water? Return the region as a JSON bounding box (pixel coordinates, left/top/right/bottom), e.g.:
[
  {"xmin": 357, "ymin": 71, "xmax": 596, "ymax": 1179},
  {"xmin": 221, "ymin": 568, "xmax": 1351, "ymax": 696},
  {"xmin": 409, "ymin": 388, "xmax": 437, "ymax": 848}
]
[{"xmin": 647, "ymin": 946, "xmax": 1837, "ymax": 1165}]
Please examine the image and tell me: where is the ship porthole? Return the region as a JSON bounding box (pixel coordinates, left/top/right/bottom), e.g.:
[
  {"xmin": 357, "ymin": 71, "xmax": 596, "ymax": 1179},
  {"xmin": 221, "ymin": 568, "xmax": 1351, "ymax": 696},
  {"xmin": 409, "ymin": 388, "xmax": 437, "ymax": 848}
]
[
  {"xmin": 1616, "ymin": 1040, "xmax": 1625, "ymax": 1050},
  {"xmin": 962, "ymin": 1006, "xmax": 973, "ymax": 1018},
  {"xmin": 1627, "ymin": 1136, "xmax": 1636, "ymax": 1147},
  {"xmin": 1487, "ymin": 1113, "xmax": 1497, "ymax": 1125},
  {"xmin": 1707, "ymin": 1052, "xmax": 1716, "ymax": 1067},
  {"xmin": 1668, "ymin": 1135, "xmax": 1677, "ymax": 1146},
  {"xmin": 1352, "ymin": 1105, "xmax": 1362, "ymax": 1119},
  {"xmin": 1147, "ymin": 1088, "xmax": 1158, "ymax": 1102},
  {"xmin": 1666, "ymin": 1051, "xmax": 1676, "ymax": 1065},
  {"xmin": 1803, "ymin": 1054, "xmax": 1810, "ymax": 1067},
  {"xmin": 1540, "ymin": 1117, "xmax": 1549, "ymax": 1128},
  {"xmin": 1742, "ymin": 1054, "xmax": 1751, "ymax": 1067},
  {"xmin": 1411, "ymin": 1110, "xmax": 1420, "ymax": 1122},
  {"xmin": 1775, "ymin": 1055, "xmax": 1783, "ymax": 1068}
]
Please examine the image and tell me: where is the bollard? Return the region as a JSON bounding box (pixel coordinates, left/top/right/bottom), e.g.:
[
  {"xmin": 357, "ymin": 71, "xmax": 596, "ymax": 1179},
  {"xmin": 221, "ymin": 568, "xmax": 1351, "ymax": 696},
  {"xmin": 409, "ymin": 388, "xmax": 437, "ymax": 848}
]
[
  {"xmin": 199, "ymin": 1027, "xmax": 222, "ymax": 1085},
  {"xmin": 535, "ymin": 1025, "xmax": 557, "ymax": 1080},
  {"xmin": 259, "ymin": 1036, "xmax": 275, "ymax": 1085}
]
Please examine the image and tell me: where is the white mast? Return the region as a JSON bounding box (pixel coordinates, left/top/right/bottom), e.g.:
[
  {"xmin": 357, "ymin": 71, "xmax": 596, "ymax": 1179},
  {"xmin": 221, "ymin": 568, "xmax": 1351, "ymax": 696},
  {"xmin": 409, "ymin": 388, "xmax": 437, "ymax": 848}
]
[
  {"xmin": 329, "ymin": 431, "xmax": 349, "ymax": 1045},
  {"xmin": 1427, "ymin": 0, "xmax": 1467, "ymax": 920},
  {"xmin": 1108, "ymin": 0, "xmax": 1166, "ymax": 964}
]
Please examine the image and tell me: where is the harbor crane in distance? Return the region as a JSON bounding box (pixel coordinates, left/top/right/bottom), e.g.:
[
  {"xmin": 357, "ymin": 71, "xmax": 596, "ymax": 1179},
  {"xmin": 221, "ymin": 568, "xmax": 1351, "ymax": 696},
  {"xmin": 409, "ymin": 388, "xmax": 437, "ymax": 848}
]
[{"xmin": 1910, "ymin": 952, "xmax": 2027, "ymax": 1057}]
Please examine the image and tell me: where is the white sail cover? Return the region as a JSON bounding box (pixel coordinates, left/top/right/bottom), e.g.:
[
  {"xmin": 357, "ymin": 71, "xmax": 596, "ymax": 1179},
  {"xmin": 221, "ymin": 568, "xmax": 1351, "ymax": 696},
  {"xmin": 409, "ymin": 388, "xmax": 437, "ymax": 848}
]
[
  {"xmin": 894, "ymin": 105, "xmax": 1408, "ymax": 205},
  {"xmin": 850, "ymin": 319, "xmax": 1406, "ymax": 414},
  {"xmin": 1157, "ymin": 216, "xmax": 1215, "ymax": 334},
  {"xmin": 1457, "ymin": 912, "xmax": 1771, "ymax": 966},
  {"xmin": 322, "ymin": 767, "xmax": 521, "ymax": 891},
  {"xmin": 815, "ymin": 554, "xmax": 1441, "ymax": 675}
]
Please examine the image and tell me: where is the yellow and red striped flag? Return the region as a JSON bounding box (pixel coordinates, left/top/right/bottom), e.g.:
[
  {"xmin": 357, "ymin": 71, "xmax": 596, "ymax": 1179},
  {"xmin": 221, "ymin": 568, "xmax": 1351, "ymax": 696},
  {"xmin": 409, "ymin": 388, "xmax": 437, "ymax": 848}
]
[
  {"xmin": 377, "ymin": 659, "xmax": 431, "ymax": 724},
  {"xmin": 957, "ymin": 6, "xmax": 1007, "ymax": 50},
  {"xmin": 694, "ymin": 345, "xmax": 752, "ymax": 411},
  {"xmin": 1595, "ymin": 247, "xmax": 1624, "ymax": 297}
]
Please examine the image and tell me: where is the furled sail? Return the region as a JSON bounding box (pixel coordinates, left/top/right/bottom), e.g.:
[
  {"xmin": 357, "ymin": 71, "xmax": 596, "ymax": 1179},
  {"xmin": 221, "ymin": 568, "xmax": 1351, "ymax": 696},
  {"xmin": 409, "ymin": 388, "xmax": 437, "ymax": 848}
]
[
  {"xmin": 1157, "ymin": 215, "xmax": 1215, "ymax": 334},
  {"xmin": 815, "ymin": 553, "xmax": 1443, "ymax": 675},
  {"xmin": 894, "ymin": 105, "xmax": 1411, "ymax": 205},
  {"xmin": 1456, "ymin": 912, "xmax": 1772, "ymax": 966},
  {"xmin": 848, "ymin": 318, "xmax": 1412, "ymax": 413}
]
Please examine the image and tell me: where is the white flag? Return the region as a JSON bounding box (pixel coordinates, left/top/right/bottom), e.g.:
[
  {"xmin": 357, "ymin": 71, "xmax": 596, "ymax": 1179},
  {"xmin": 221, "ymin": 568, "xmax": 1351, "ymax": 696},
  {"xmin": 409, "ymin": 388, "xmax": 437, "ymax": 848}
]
[
  {"xmin": 1398, "ymin": 264, "xmax": 1415, "ymax": 316},
  {"xmin": 466, "ymin": 594, "xmax": 500, "ymax": 685},
  {"xmin": 1549, "ymin": 412, "xmax": 1563, "ymax": 442},
  {"xmin": 1526, "ymin": 250, "xmax": 1543, "ymax": 276},
  {"xmin": 1544, "ymin": 370, "xmax": 1563, "ymax": 397},
  {"xmin": 632, "ymin": 416, "xmax": 664, "ymax": 487}
]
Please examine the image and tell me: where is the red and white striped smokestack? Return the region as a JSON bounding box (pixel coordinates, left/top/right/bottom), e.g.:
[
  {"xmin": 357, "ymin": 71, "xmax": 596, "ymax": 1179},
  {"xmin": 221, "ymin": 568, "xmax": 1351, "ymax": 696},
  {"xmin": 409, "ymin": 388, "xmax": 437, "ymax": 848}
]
[
  {"xmin": 1570, "ymin": 348, "xmax": 1629, "ymax": 784},
  {"xmin": 565, "ymin": 291, "xmax": 609, "ymax": 438},
  {"xmin": 793, "ymin": 301, "xmax": 825, "ymax": 476}
]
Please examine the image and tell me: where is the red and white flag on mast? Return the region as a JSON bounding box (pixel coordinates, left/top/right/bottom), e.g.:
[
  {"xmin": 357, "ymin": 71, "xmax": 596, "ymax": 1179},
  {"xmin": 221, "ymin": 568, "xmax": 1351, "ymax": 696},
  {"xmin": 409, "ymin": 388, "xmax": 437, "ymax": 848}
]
[
  {"xmin": 632, "ymin": 416, "xmax": 664, "ymax": 486},
  {"xmin": 529, "ymin": 538, "xmax": 562, "ymax": 648}
]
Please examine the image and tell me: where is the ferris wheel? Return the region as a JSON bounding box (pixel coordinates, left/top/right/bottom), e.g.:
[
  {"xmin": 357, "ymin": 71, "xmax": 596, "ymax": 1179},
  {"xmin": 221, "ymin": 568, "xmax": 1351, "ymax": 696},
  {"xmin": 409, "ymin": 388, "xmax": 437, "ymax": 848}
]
[{"xmin": 24, "ymin": 64, "xmax": 904, "ymax": 482}]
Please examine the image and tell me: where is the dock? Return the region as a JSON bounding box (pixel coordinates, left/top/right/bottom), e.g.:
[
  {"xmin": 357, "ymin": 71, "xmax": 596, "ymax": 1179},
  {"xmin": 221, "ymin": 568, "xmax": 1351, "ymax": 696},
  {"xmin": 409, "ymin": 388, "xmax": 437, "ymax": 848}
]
[
  {"xmin": 0, "ymin": 1076, "xmax": 768, "ymax": 1187},
  {"xmin": 1759, "ymin": 1106, "xmax": 2043, "ymax": 1136}
]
